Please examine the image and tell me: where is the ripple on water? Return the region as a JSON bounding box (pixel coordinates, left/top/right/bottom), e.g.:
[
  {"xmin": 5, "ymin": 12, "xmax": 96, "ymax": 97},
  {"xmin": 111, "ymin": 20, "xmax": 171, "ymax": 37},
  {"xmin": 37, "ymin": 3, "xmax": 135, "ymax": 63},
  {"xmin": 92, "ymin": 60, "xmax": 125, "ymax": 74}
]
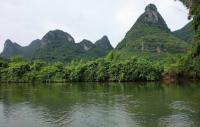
[
  {"xmin": 59, "ymin": 104, "xmax": 142, "ymax": 127},
  {"xmin": 158, "ymin": 101, "xmax": 197, "ymax": 127},
  {"xmin": 159, "ymin": 113, "xmax": 195, "ymax": 127},
  {"xmin": 170, "ymin": 101, "xmax": 196, "ymax": 113}
]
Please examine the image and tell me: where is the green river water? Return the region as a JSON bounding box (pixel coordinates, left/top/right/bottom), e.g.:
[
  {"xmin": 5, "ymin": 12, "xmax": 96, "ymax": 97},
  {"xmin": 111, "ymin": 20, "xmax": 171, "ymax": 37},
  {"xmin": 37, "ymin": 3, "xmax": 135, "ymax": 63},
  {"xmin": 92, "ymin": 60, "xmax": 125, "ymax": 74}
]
[{"xmin": 0, "ymin": 82, "xmax": 200, "ymax": 127}]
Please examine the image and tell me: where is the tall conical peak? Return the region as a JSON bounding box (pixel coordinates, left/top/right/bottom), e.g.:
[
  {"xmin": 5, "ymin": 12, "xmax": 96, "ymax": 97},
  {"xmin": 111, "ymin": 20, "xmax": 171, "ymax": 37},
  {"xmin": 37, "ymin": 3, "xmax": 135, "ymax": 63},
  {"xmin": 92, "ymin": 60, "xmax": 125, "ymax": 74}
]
[
  {"xmin": 4, "ymin": 39, "xmax": 20, "ymax": 48},
  {"xmin": 145, "ymin": 4, "xmax": 157, "ymax": 12},
  {"xmin": 102, "ymin": 35, "xmax": 109, "ymax": 40},
  {"xmin": 4, "ymin": 39, "xmax": 13, "ymax": 46},
  {"xmin": 95, "ymin": 36, "xmax": 113, "ymax": 50},
  {"xmin": 133, "ymin": 4, "xmax": 170, "ymax": 32},
  {"xmin": 3, "ymin": 39, "xmax": 15, "ymax": 53},
  {"xmin": 95, "ymin": 36, "xmax": 109, "ymax": 44},
  {"xmin": 143, "ymin": 4, "xmax": 160, "ymax": 24},
  {"xmin": 0, "ymin": 39, "xmax": 22, "ymax": 58}
]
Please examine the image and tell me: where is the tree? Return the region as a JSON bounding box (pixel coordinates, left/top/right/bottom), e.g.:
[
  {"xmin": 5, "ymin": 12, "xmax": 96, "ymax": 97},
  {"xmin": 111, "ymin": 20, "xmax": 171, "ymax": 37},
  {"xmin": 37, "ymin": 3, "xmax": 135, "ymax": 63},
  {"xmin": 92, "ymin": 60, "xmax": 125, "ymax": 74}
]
[
  {"xmin": 177, "ymin": 0, "xmax": 200, "ymax": 57},
  {"xmin": 30, "ymin": 60, "xmax": 46, "ymax": 71},
  {"xmin": 6, "ymin": 56, "xmax": 31, "ymax": 82}
]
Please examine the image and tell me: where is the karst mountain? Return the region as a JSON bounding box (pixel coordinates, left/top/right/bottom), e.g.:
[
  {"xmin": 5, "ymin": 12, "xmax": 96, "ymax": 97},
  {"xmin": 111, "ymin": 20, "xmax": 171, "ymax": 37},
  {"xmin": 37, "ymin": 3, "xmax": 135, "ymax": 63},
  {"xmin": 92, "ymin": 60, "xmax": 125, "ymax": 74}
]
[
  {"xmin": 112, "ymin": 4, "xmax": 189, "ymax": 60},
  {"xmin": 0, "ymin": 30, "xmax": 113, "ymax": 62},
  {"xmin": 1, "ymin": 4, "xmax": 193, "ymax": 62}
]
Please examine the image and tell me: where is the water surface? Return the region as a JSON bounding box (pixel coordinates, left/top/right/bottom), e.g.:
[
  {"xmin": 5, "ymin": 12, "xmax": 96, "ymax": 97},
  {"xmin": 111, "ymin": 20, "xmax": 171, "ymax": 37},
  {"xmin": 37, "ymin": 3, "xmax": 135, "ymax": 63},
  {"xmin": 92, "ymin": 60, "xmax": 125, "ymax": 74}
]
[{"xmin": 0, "ymin": 82, "xmax": 200, "ymax": 127}]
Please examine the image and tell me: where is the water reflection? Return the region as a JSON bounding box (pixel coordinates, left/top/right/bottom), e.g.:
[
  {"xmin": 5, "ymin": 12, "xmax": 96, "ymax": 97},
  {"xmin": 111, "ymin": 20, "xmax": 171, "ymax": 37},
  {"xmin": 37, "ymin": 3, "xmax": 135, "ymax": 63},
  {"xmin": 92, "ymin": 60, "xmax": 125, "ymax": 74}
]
[{"xmin": 0, "ymin": 82, "xmax": 199, "ymax": 127}]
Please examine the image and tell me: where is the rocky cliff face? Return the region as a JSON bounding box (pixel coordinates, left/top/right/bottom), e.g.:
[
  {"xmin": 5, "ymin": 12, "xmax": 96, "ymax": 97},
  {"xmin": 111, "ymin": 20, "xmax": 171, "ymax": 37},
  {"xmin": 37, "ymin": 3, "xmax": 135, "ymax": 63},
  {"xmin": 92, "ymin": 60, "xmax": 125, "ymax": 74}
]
[{"xmin": 138, "ymin": 4, "xmax": 170, "ymax": 32}]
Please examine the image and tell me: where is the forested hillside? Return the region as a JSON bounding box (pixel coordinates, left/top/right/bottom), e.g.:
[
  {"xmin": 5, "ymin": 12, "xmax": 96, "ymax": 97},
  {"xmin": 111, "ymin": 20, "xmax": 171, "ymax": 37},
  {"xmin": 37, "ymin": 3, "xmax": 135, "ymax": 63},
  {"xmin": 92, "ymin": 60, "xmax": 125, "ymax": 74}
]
[
  {"xmin": 112, "ymin": 4, "xmax": 188, "ymax": 61},
  {"xmin": 0, "ymin": 30, "xmax": 113, "ymax": 62},
  {"xmin": 0, "ymin": 2, "xmax": 198, "ymax": 82}
]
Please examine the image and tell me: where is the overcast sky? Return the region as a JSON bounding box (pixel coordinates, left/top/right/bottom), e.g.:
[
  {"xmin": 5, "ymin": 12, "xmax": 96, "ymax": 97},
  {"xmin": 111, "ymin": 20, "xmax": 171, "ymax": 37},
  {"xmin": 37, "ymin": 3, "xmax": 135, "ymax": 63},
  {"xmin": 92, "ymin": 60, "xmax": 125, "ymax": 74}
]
[{"xmin": 0, "ymin": 0, "xmax": 190, "ymax": 52}]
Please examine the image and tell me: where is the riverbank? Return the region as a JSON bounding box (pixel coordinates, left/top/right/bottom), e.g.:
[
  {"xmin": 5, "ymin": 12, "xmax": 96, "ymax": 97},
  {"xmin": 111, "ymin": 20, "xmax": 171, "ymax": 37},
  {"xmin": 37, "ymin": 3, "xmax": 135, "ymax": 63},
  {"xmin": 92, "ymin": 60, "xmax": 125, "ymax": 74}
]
[{"xmin": 1, "ymin": 56, "xmax": 200, "ymax": 83}]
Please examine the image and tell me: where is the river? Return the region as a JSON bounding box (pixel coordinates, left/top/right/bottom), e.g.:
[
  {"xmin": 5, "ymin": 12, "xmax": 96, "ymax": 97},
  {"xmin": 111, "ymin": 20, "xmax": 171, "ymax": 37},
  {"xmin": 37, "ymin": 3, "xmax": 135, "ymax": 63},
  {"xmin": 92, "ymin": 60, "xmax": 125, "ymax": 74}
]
[{"xmin": 0, "ymin": 82, "xmax": 200, "ymax": 127}]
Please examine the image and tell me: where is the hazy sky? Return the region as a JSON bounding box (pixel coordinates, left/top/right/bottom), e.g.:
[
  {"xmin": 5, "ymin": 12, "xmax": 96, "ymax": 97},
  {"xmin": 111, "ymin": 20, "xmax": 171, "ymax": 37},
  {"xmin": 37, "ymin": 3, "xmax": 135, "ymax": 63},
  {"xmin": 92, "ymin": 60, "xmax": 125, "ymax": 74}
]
[{"xmin": 0, "ymin": 0, "xmax": 190, "ymax": 52}]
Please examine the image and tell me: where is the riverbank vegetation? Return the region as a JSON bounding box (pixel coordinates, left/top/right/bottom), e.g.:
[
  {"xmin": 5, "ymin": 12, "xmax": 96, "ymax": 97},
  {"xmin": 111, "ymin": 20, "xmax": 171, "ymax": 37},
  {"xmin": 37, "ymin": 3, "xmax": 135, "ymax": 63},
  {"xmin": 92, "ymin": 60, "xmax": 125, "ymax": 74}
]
[
  {"xmin": 0, "ymin": 56, "xmax": 164, "ymax": 82},
  {"xmin": 2, "ymin": 53, "xmax": 193, "ymax": 83},
  {"xmin": 165, "ymin": 0, "xmax": 200, "ymax": 80},
  {"xmin": 0, "ymin": 0, "xmax": 199, "ymax": 83}
]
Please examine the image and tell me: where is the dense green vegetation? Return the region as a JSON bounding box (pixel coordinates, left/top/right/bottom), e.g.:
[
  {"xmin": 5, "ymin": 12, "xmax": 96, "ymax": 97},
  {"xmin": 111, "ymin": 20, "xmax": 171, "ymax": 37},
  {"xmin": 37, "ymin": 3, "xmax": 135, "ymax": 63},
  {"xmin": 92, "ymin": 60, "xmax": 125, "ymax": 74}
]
[
  {"xmin": 114, "ymin": 4, "xmax": 188, "ymax": 61},
  {"xmin": 164, "ymin": 0, "xmax": 200, "ymax": 80},
  {"xmin": 178, "ymin": 0, "xmax": 200, "ymax": 57},
  {"xmin": 173, "ymin": 21, "xmax": 194, "ymax": 42},
  {"xmin": 1, "ymin": 2, "xmax": 199, "ymax": 82},
  {"xmin": 0, "ymin": 56, "xmax": 164, "ymax": 82},
  {"xmin": 116, "ymin": 22, "xmax": 188, "ymax": 53},
  {"xmin": 0, "ymin": 30, "xmax": 113, "ymax": 63}
]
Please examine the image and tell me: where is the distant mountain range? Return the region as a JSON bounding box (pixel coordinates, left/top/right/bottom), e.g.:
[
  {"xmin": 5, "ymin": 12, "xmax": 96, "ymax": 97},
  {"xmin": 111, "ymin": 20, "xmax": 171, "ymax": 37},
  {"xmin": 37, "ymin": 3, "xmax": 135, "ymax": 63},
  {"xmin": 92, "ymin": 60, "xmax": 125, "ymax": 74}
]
[
  {"xmin": 0, "ymin": 30, "xmax": 113, "ymax": 62},
  {"xmin": 0, "ymin": 4, "xmax": 194, "ymax": 62}
]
